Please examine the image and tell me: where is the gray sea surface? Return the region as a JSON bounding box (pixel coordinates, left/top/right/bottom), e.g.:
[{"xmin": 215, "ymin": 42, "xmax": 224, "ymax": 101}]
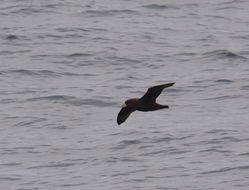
[{"xmin": 1, "ymin": 0, "xmax": 249, "ymax": 189}]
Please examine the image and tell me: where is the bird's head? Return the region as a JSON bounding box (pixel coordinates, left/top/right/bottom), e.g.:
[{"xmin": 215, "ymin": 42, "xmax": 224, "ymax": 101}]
[{"xmin": 122, "ymin": 98, "xmax": 138, "ymax": 108}]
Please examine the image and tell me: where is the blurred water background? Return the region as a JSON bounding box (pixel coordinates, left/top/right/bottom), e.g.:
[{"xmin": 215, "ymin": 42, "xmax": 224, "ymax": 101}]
[{"xmin": 0, "ymin": 0, "xmax": 249, "ymax": 189}]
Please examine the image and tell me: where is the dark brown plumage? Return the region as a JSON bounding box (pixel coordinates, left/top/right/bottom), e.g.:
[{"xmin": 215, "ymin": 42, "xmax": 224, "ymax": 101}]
[{"xmin": 117, "ymin": 82, "xmax": 175, "ymax": 125}]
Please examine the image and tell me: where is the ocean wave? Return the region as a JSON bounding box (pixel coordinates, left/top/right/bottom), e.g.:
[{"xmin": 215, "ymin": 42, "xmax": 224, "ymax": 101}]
[
  {"xmin": 27, "ymin": 96, "xmax": 116, "ymax": 107},
  {"xmin": 113, "ymin": 139, "xmax": 145, "ymax": 150},
  {"xmin": 206, "ymin": 129, "xmax": 238, "ymax": 134},
  {"xmin": 38, "ymin": 33, "xmax": 85, "ymax": 40},
  {"xmin": 5, "ymin": 34, "xmax": 19, "ymax": 40},
  {"xmin": 203, "ymin": 94, "xmax": 242, "ymax": 101},
  {"xmin": 202, "ymin": 50, "xmax": 247, "ymax": 60},
  {"xmin": 199, "ymin": 136, "xmax": 241, "ymax": 146},
  {"xmin": 83, "ymin": 9, "xmax": 138, "ymax": 17},
  {"xmin": 215, "ymin": 1, "xmax": 243, "ymax": 10},
  {"xmin": 0, "ymin": 162, "xmax": 21, "ymax": 166},
  {"xmin": 56, "ymin": 27, "xmax": 90, "ymax": 33},
  {"xmin": 62, "ymin": 72, "xmax": 94, "ymax": 76},
  {"xmin": 28, "ymin": 161, "xmax": 79, "ymax": 169},
  {"xmin": 8, "ymin": 5, "xmax": 60, "ymax": 15},
  {"xmin": 14, "ymin": 118, "xmax": 46, "ymax": 127},
  {"xmin": 27, "ymin": 95, "xmax": 75, "ymax": 102},
  {"xmin": 201, "ymin": 165, "xmax": 249, "ymax": 175},
  {"xmin": 59, "ymin": 182, "xmax": 88, "ymax": 187},
  {"xmin": 139, "ymin": 150, "xmax": 168, "ymax": 157},
  {"xmin": 182, "ymin": 3, "xmax": 199, "ymax": 7},
  {"xmin": 214, "ymin": 79, "xmax": 234, "ymax": 84},
  {"xmin": 10, "ymin": 7, "xmax": 44, "ymax": 14},
  {"xmin": 106, "ymin": 56, "xmax": 141, "ymax": 65},
  {"xmin": 67, "ymin": 53, "xmax": 93, "ymax": 58},
  {"xmin": 40, "ymin": 2, "xmax": 68, "ymax": 9},
  {"xmin": 1, "ymin": 69, "xmax": 61, "ymax": 77},
  {"xmin": 0, "ymin": 50, "xmax": 31, "ymax": 55},
  {"xmin": 0, "ymin": 177, "xmax": 22, "ymax": 181},
  {"xmin": 215, "ymin": 6, "xmax": 243, "ymax": 11},
  {"xmin": 199, "ymin": 148, "xmax": 232, "ymax": 153},
  {"xmin": 240, "ymin": 152, "xmax": 249, "ymax": 156},
  {"xmin": 241, "ymin": 85, "xmax": 249, "ymax": 90},
  {"xmin": 73, "ymin": 98, "xmax": 117, "ymax": 107},
  {"xmin": 115, "ymin": 85, "xmax": 133, "ymax": 90},
  {"xmin": 1, "ymin": 69, "xmax": 91, "ymax": 77},
  {"xmin": 142, "ymin": 4, "xmax": 177, "ymax": 10},
  {"xmin": 151, "ymin": 136, "xmax": 174, "ymax": 143}
]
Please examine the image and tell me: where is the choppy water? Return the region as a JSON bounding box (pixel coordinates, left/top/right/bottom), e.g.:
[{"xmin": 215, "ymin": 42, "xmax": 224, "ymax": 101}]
[{"xmin": 1, "ymin": 0, "xmax": 249, "ymax": 189}]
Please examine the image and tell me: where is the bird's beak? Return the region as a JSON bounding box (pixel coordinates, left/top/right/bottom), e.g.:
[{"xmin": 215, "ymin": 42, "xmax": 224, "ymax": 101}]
[{"xmin": 121, "ymin": 103, "xmax": 127, "ymax": 108}]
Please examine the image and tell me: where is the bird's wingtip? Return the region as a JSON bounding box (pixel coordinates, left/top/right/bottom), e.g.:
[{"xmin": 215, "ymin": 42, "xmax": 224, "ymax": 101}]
[
  {"xmin": 117, "ymin": 119, "xmax": 123, "ymax": 125},
  {"xmin": 164, "ymin": 82, "xmax": 175, "ymax": 88}
]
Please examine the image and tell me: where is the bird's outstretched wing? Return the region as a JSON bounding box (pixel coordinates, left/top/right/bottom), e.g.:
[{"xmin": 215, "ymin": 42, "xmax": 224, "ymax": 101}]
[
  {"xmin": 117, "ymin": 107, "xmax": 134, "ymax": 125},
  {"xmin": 140, "ymin": 82, "xmax": 175, "ymax": 102}
]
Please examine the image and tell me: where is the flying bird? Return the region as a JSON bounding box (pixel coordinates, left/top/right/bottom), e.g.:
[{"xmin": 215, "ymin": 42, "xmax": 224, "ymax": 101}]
[{"xmin": 117, "ymin": 82, "xmax": 175, "ymax": 125}]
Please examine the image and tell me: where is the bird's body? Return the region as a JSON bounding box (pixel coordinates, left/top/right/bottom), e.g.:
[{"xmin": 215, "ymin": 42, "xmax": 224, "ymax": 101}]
[{"xmin": 117, "ymin": 82, "xmax": 175, "ymax": 125}]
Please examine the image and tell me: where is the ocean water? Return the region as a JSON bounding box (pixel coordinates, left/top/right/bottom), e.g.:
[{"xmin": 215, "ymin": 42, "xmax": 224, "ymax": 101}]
[{"xmin": 0, "ymin": 0, "xmax": 249, "ymax": 189}]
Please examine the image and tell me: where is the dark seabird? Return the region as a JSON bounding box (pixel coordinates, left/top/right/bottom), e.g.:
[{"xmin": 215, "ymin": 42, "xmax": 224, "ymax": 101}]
[{"xmin": 117, "ymin": 82, "xmax": 175, "ymax": 125}]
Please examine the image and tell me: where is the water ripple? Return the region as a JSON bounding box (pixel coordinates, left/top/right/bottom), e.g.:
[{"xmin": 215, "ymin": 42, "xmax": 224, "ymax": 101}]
[
  {"xmin": 59, "ymin": 182, "xmax": 88, "ymax": 187},
  {"xmin": 83, "ymin": 9, "xmax": 138, "ymax": 17},
  {"xmin": 5, "ymin": 34, "xmax": 19, "ymax": 40},
  {"xmin": 113, "ymin": 137, "xmax": 152, "ymax": 150},
  {"xmin": 67, "ymin": 53, "xmax": 93, "ymax": 58},
  {"xmin": 199, "ymin": 148, "xmax": 232, "ymax": 153},
  {"xmin": 0, "ymin": 177, "xmax": 22, "ymax": 181},
  {"xmin": 202, "ymin": 49, "xmax": 247, "ymax": 60},
  {"xmin": 28, "ymin": 162, "xmax": 79, "ymax": 169},
  {"xmin": 1, "ymin": 69, "xmax": 60, "ymax": 77},
  {"xmin": 0, "ymin": 50, "xmax": 31, "ymax": 55},
  {"xmin": 26, "ymin": 96, "xmax": 116, "ymax": 107},
  {"xmin": 201, "ymin": 165, "xmax": 249, "ymax": 175},
  {"xmin": 214, "ymin": 79, "xmax": 233, "ymax": 83},
  {"xmin": 241, "ymin": 85, "xmax": 249, "ymax": 90},
  {"xmin": 14, "ymin": 118, "xmax": 46, "ymax": 127},
  {"xmin": 142, "ymin": 4, "xmax": 177, "ymax": 10}
]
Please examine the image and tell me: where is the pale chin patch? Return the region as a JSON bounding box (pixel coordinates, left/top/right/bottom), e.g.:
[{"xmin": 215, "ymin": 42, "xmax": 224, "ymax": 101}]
[{"xmin": 121, "ymin": 103, "xmax": 127, "ymax": 108}]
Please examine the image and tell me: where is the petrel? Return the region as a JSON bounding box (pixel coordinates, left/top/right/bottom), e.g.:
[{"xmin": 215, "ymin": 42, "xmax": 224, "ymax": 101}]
[{"xmin": 117, "ymin": 82, "xmax": 175, "ymax": 125}]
